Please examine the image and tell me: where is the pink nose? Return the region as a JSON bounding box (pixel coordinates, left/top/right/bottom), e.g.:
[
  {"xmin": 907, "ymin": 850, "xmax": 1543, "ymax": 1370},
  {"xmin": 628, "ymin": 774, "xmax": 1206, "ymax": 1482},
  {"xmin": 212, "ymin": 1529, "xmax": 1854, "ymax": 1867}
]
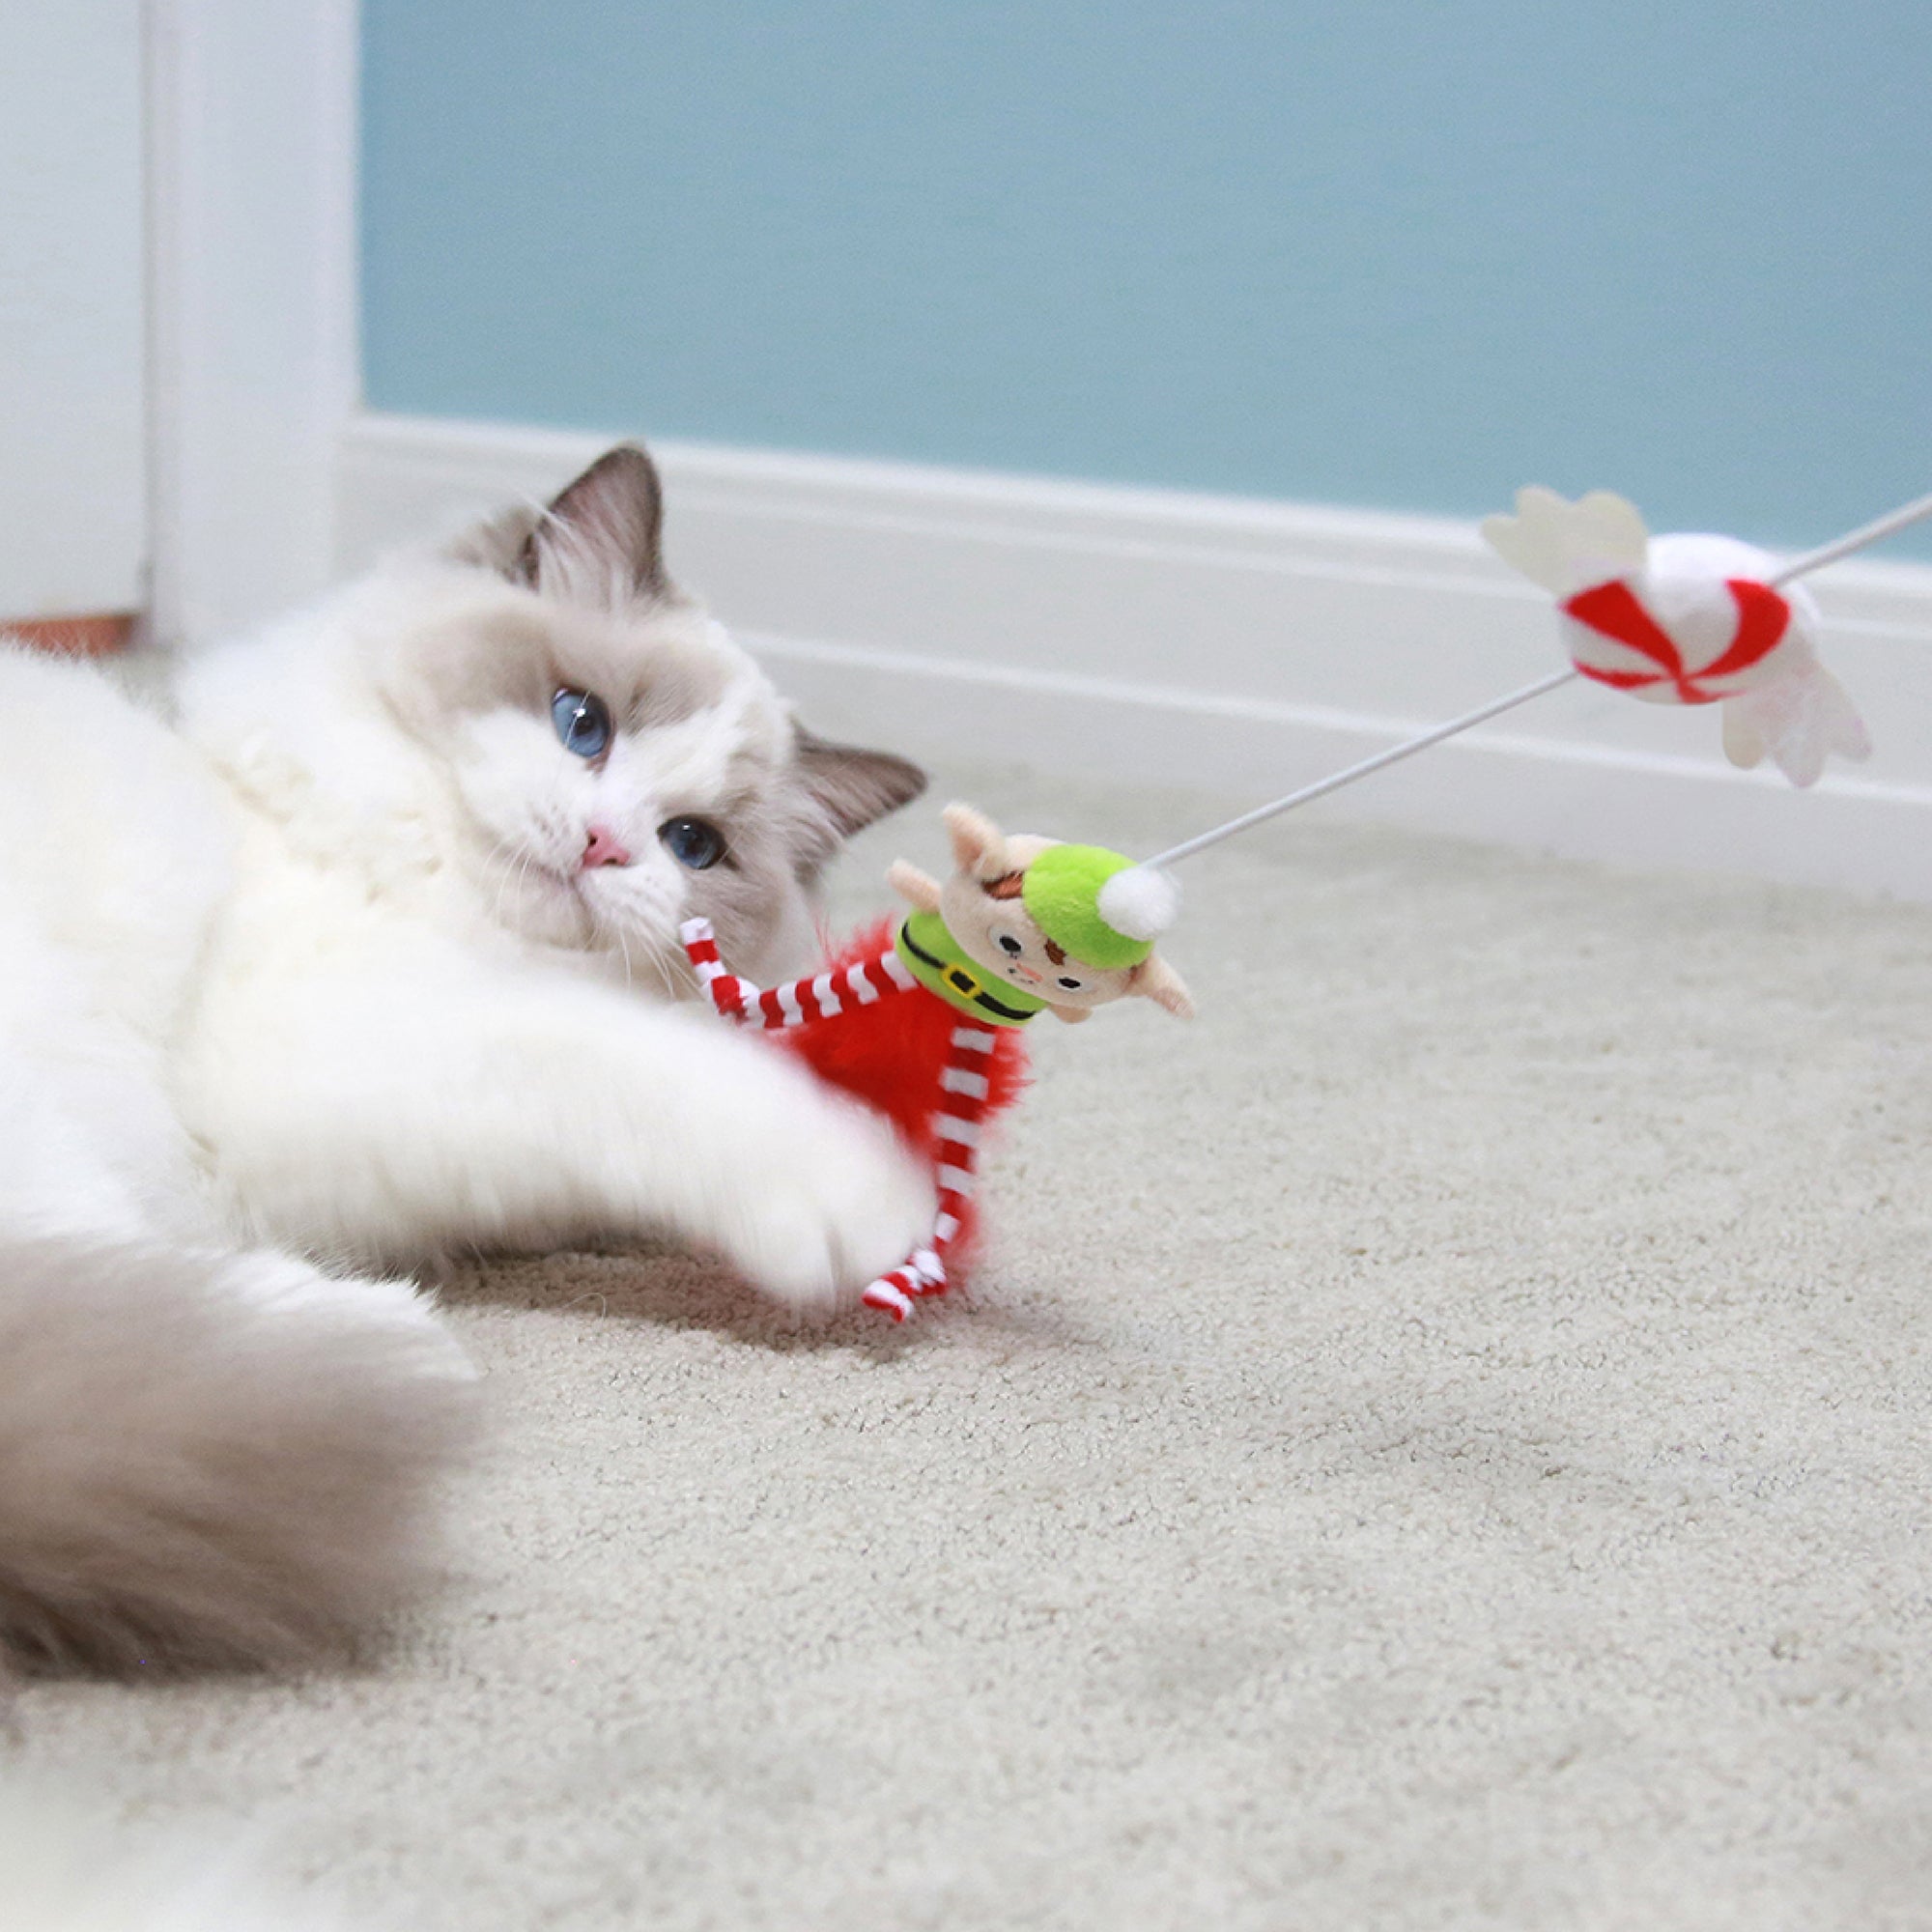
[{"xmin": 582, "ymin": 824, "xmax": 632, "ymax": 869}]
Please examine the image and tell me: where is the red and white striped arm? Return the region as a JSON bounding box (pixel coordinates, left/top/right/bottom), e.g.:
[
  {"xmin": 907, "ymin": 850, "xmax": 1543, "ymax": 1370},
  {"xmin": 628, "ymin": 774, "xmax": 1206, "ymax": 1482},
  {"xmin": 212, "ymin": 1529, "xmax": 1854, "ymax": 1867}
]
[
  {"xmin": 679, "ymin": 918, "xmax": 754, "ymax": 1019},
  {"xmin": 678, "ymin": 918, "xmax": 916, "ymax": 1030}
]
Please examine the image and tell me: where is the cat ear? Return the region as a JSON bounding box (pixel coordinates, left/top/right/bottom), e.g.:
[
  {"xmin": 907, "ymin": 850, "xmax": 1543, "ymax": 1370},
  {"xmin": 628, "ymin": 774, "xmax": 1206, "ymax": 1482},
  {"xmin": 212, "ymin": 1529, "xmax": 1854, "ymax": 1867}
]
[
  {"xmin": 515, "ymin": 444, "xmax": 669, "ymax": 606},
  {"xmin": 792, "ymin": 728, "xmax": 926, "ymax": 838}
]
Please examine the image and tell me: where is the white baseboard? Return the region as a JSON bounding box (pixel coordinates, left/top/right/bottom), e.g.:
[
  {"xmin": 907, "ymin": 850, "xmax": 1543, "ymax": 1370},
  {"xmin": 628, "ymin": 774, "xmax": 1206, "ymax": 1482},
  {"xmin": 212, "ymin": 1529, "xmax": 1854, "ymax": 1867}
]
[{"xmin": 335, "ymin": 412, "xmax": 1932, "ymax": 899}]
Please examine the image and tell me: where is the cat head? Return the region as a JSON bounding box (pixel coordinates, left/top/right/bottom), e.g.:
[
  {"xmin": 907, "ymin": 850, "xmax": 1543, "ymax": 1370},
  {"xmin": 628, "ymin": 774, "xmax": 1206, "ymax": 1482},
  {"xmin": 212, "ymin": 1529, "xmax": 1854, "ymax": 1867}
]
[
  {"xmin": 192, "ymin": 444, "xmax": 923, "ymax": 989},
  {"xmin": 427, "ymin": 445, "xmax": 924, "ymax": 980}
]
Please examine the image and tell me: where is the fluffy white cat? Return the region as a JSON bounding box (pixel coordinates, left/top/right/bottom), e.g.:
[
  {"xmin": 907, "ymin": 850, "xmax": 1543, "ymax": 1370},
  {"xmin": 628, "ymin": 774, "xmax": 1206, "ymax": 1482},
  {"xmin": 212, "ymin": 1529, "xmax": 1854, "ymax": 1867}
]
[{"xmin": 0, "ymin": 445, "xmax": 934, "ymax": 1677}]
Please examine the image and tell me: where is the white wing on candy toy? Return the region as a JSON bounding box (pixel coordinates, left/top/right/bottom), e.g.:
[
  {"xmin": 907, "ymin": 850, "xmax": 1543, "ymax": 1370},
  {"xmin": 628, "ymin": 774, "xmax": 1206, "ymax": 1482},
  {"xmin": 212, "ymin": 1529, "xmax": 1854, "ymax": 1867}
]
[
  {"xmin": 1479, "ymin": 486, "xmax": 1649, "ymax": 597},
  {"xmin": 1720, "ymin": 662, "xmax": 1871, "ymax": 789},
  {"xmin": 1483, "ymin": 487, "xmax": 1871, "ymax": 788}
]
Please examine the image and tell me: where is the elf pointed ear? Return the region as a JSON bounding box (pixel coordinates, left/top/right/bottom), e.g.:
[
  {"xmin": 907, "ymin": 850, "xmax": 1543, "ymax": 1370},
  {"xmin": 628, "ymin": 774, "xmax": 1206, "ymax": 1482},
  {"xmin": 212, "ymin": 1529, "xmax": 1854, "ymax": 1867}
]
[
  {"xmin": 887, "ymin": 858, "xmax": 944, "ymax": 914},
  {"xmin": 1127, "ymin": 953, "xmax": 1194, "ymax": 1019},
  {"xmin": 943, "ymin": 803, "xmax": 1009, "ymax": 881},
  {"xmin": 515, "ymin": 444, "xmax": 669, "ymax": 607}
]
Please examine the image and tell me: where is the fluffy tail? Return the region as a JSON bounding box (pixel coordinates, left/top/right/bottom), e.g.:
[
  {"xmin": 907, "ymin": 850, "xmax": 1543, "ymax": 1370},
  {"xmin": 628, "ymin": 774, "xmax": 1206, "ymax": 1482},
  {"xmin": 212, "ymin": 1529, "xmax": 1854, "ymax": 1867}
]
[{"xmin": 0, "ymin": 1234, "xmax": 478, "ymax": 1677}]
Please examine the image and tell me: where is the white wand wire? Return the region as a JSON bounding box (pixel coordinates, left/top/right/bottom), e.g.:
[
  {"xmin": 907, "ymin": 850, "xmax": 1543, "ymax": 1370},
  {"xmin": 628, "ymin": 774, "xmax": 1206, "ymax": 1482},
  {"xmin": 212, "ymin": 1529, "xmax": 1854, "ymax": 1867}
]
[
  {"xmin": 1137, "ymin": 667, "xmax": 1578, "ymax": 871},
  {"xmin": 1769, "ymin": 491, "xmax": 1932, "ymax": 586},
  {"xmin": 1132, "ymin": 490, "xmax": 1932, "ymax": 879}
]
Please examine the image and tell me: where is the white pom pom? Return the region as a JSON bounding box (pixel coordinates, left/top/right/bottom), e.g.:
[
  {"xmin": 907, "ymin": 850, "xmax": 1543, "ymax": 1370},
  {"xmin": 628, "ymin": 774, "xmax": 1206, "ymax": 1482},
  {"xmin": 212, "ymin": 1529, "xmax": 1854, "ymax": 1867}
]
[{"xmin": 1097, "ymin": 866, "xmax": 1181, "ymax": 943}]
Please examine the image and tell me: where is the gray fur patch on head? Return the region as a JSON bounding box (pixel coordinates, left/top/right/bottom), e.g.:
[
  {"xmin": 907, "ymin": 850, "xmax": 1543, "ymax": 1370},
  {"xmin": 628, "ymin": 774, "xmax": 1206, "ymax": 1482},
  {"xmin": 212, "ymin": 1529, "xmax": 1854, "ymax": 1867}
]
[
  {"xmin": 423, "ymin": 445, "xmax": 724, "ymax": 739},
  {"xmin": 375, "ymin": 592, "xmax": 732, "ymax": 750},
  {"xmin": 442, "ymin": 501, "xmax": 545, "ymax": 580},
  {"xmin": 667, "ymin": 723, "xmax": 926, "ymax": 982}
]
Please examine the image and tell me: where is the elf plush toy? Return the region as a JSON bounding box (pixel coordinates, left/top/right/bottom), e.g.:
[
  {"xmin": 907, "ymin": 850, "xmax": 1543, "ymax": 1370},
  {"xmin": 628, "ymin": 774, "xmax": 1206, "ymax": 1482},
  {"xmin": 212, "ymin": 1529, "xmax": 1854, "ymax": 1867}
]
[{"xmin": 681, "ymin": 803, "xmax": 1191, "ymax": 1318}]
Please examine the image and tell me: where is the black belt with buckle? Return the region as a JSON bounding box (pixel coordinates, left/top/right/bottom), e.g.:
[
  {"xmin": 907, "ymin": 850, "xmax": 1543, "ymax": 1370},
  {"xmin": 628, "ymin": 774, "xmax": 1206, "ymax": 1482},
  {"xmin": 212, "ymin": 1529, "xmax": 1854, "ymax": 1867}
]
[{"xmin": 897, "ymin": 923, "xmax": 1038, "ymax": 1023}]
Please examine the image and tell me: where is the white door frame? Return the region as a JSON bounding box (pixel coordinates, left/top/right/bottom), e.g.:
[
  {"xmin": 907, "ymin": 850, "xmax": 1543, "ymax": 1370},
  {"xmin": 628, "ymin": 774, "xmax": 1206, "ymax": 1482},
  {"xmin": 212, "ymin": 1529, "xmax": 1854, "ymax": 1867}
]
[{"xmin": 143, "ymin": 0, "xmax": 359, "ymax": 650}]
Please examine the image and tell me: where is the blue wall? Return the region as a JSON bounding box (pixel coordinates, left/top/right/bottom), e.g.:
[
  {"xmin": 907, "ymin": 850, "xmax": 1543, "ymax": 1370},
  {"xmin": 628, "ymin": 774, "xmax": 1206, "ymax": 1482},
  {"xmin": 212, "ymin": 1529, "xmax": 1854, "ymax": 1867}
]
[{"xmin": 362, "ymin": 3, "xmax": 1931, "ymax": 554}]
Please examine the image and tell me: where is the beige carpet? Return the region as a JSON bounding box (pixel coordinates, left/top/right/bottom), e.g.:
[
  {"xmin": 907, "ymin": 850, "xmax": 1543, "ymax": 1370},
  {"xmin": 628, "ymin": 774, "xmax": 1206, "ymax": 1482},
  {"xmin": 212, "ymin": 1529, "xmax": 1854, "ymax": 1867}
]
[{"xmin": 13, "ymin": 764, "xmax": 1932, "ymax": 1930}]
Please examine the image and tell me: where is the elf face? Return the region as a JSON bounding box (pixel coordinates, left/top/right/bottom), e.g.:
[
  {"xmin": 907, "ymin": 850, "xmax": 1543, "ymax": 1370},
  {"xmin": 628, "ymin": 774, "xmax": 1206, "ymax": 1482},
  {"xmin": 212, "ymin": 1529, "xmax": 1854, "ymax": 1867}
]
[{"xmin": 938, "ymin": 864, "xmax": 1141, "ymax": 1012}]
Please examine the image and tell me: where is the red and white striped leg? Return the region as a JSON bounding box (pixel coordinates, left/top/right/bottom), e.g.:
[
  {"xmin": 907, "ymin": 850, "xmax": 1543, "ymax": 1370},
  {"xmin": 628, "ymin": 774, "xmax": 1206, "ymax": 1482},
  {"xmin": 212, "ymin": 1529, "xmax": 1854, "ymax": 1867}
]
[
  {"xmin": 916, "ymin": 1022, "xmax": 998, "ymax": 1294},
  {"xmin": 679, "ymin": 918, "xmax": 915, "ymax": 1029},
  {"xmin": 861, "ymin": 1021, "xmax": 999, "ymax": 1314},
  {"xmin": 861, "ymin": 1264, "xmax": 921, "ymax": 1321}
]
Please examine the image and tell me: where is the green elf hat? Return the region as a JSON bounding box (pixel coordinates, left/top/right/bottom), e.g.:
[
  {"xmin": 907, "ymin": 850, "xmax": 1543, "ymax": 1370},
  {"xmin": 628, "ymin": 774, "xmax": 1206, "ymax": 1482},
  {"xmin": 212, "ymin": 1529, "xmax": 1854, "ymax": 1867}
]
[{"xmin": 1021, "ymin": 843, "xmax": 1155, "ymax": 971}]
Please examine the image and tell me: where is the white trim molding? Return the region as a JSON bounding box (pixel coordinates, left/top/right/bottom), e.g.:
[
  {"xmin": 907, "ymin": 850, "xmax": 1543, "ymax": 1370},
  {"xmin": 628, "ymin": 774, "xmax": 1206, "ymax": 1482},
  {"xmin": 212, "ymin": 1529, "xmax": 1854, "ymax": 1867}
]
[
  {"xmin": 144, "ymin": 0, "xmax": 360, "ymax": 650},
  {"xmin": 337, "ymin": 412, "xmax": 1932, "ymax": 899}
]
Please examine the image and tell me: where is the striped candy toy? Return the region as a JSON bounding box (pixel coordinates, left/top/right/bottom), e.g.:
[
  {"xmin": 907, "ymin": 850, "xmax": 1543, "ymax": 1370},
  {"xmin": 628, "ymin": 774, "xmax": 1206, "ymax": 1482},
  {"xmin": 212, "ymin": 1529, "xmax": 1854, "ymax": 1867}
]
[{"xmin": 1481, "ymin": 488, "xmax": 1872, "ymax": 788}]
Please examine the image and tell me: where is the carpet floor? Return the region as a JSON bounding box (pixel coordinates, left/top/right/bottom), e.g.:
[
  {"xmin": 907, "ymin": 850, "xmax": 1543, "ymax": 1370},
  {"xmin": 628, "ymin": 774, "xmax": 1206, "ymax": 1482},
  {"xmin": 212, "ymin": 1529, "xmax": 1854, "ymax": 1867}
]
[{"xmin": 12, "ymin": 764, "xmax": 1932, "ymax": 1931}]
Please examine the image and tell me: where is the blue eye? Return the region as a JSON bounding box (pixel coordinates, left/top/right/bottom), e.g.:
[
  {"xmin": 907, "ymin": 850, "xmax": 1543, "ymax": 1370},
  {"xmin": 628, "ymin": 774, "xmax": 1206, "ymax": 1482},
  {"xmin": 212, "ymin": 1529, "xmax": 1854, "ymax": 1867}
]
[
  {"xmin": 658, "ymin": 816, "xmax": 726, "ymax": 870},
  {"xmin": 552, "ymin": 688, "xmax": 611, "ymax": 759}
]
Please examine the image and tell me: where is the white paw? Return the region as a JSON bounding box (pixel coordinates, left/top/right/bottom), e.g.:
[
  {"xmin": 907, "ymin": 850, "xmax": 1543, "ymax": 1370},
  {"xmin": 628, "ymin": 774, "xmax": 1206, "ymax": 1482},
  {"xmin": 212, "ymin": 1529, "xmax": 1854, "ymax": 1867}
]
[{"xmin": 718, "ymin": 1092, "xmax": 937, "ymax": 1313}]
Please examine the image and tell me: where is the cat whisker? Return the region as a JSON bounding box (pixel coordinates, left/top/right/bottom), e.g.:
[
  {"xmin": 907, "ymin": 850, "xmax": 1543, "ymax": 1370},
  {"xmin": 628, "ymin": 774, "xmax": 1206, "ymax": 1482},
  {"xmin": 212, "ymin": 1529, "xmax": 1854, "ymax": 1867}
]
[
  {"xmin": 483, "ymin": 836, "xmax": 525, "ymax": 929},
  {"xmin": 502, "ymin": 844, "xmax": 535, "ymax": 930},
  {"xmin": 639, "ymin": 927, "xmax": 691, "ymax": 1000}
]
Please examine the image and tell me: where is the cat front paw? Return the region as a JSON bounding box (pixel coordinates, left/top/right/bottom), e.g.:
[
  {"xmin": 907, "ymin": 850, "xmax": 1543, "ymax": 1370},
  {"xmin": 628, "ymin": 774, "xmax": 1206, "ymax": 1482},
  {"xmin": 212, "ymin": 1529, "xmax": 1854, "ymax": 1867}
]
[{"xmin": 717, "ymin": 1094, "xmax": 937, "ymax": 1314}]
